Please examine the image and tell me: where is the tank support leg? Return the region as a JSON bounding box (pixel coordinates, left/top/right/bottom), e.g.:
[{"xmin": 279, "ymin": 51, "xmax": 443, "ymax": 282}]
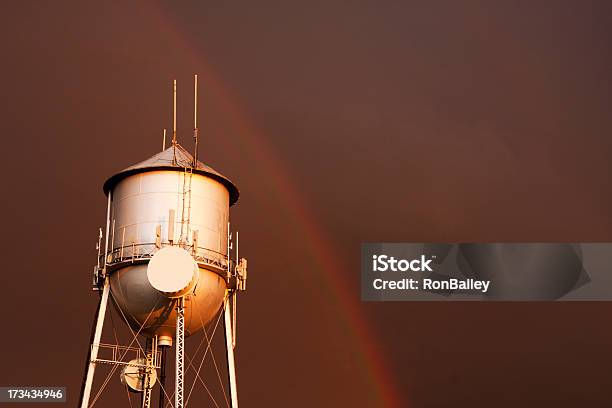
[
  {"xmin": 175, "ymin": 298, "xmax": 185, "ymax": 408},
  {"xmin": 158, "ymin": 346, "xmax": 167, "ymax": 408},
  {"xmin": 224, "ymin": 293, "xmax": 239, "ymax": 408},
  {"xmin": 141, "ymin": 338, "xmax": 154, "ymax": 408},
  {"xmin": 79, "ymin": 276, "xmax": 110, "ymax": 408}
]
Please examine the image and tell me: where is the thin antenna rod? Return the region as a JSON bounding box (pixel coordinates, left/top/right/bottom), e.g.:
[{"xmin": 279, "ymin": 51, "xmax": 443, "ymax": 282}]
[
  {"xmin": 193, "ymin": 74, "xmax": 199, "ymax": 167},
  {"xmin": 162, "ymin": 128, "xmax": 167, "ymax": 151},
  {"xmin": 194, "ymin": 74, "xmax": 198, "ymax": 129},
  {"xmin": 172, "ymin": 79, "xmax": 177, "ymax": 165},
  {"xmin": 172, "ymin": 80, "xmax": 177, "ymax": 145}
]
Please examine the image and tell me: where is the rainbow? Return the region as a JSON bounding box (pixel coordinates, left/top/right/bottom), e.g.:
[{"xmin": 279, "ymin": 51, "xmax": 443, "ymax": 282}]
[{"xmin": 140, "ymin": 4, "xmax": 403, "ymax": 405}]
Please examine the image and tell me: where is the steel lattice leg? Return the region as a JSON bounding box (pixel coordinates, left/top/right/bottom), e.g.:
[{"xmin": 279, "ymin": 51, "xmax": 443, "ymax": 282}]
[
  {"xmin": 158, "ymin": 346, "xmax": 167, "ymax": 408},
  {"xmin": 141, "ymin": 338, "xmax": 154, "ymax": 408},
  {"xmin": 175, "ymin": 298, "xmax": 185, "ymax": 408}
]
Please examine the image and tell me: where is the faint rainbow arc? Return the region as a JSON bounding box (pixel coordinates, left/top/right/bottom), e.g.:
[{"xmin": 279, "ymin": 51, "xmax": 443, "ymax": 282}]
[{"xmin": 141, "ymin": 4, "xmax": 402, "ymax": 406}]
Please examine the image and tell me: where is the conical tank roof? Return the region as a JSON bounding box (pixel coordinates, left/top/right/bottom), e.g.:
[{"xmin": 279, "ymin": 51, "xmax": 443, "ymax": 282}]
[{"xmin": 103, "ymin": 144, "xmax": 239, "ymax": 205}]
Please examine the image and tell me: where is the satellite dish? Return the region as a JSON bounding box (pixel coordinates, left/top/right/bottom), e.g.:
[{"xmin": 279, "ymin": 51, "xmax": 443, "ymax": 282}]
[
  {"xmin": 147, "ymin": 246, "xmax": 199, "ymax": 298},
  {"xmin": 120, "ymin": 358, "xmax": 158, "ymax": 393}
]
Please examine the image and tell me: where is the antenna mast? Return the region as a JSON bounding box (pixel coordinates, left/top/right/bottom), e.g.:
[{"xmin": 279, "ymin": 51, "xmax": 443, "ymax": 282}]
[
  {"xmin": 193, "ymin": 74, "xmax": 199, "ymax": 167},
  {"xmin": 172, "ymin": 79, "xmax": 177, "ymax": 164}
]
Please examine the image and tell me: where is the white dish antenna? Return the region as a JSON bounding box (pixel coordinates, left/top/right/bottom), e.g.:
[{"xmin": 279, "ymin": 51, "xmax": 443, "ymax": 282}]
[
  {"xmin": 120, "ymin": 358, "xmax": 158, "ymax": 392},
  {"xmin": 147, "ymin": 246, "xmax": 199, "ymax": 298}
]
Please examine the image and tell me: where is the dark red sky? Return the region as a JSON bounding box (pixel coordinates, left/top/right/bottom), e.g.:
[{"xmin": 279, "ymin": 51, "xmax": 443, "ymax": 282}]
[{"xmin": 1, "ymin": 1, "xmax": 612, "ymax": 407}]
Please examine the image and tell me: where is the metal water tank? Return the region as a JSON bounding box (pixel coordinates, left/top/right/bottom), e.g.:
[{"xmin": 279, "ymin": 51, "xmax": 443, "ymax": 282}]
[{"xmin": 101, "ymin": 143, "xmax": 239, "ymax": 344}]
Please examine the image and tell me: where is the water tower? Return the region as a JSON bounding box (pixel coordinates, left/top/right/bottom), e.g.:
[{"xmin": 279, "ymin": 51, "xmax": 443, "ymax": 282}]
[{"xmin": 80, "ymin": 76, "xmax": 248, "ymax": 408}]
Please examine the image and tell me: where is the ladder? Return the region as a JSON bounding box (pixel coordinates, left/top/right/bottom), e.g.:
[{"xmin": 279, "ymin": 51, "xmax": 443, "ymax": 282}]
[{"xmin": 179, "ymin": 166, "xmax": 193, "ymax": 246}]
